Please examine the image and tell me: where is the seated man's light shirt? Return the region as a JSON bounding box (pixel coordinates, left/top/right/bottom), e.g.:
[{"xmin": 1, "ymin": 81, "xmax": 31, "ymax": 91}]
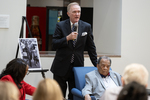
[{"xmin": 102, "ymin": 76, "xmax": 117, "ymax": 89}]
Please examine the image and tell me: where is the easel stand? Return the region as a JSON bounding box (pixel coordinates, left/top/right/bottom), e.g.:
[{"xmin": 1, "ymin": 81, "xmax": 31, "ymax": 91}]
[
  {"xmin": 16, "ymin": 16, "xmax": 49, "ymax": 78},
  {"xmin": 29, "ymin": 69, "xmax": 49, "ymax": 78}
]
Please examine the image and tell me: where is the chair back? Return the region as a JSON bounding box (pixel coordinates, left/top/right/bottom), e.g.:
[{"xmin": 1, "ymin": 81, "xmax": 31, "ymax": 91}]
[{"xmin": 73, "ymin": 67, "xmax": 97, "ymax": 91}]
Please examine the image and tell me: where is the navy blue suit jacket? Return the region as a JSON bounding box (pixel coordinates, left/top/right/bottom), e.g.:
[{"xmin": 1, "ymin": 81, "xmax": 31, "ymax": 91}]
[{"xmin": 50, "ymin": 19, "xmax": 97, "ymax": 76}]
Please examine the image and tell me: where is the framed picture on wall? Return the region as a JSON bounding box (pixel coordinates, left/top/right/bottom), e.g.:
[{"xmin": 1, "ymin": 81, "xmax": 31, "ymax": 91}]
[{"xmin": 18, "ymin": 38, "xmax": 42, "ymax": 70}]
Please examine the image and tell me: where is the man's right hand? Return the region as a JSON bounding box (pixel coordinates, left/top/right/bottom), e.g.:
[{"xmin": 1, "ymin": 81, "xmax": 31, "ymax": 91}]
[
  {"xmin": 84, "ymin": 94, "xmax": 91, "ymax": 100},
  {"xmin": 66, "ymin": 32, "xmax": 78, "ymax": 41}
]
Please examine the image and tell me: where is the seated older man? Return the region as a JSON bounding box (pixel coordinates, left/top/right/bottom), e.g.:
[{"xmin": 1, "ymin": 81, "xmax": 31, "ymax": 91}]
[{"xmin": 82, "ymin": 56, "xmax": 122, "ymax": 100}]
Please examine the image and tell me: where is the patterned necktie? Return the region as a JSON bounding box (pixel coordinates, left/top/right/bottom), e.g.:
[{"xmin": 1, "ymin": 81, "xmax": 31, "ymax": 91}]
[
  {"xmin": 71, "ymin": 24, "xmax": 77, "ymax": 63},
  {"xmin": 72, "ymin": 24, "xmax": 77, "ymax": 47}
]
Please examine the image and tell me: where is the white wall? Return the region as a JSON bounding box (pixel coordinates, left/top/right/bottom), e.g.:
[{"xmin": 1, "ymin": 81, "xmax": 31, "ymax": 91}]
[
  {"xmin": 0, "ymin": 0, "xmax": 26, "ymax": 73},
  {"xmin": 93, "ymin": 0, "xmax": 121, "ymax": 55},
  {"xmin": 97, "ymin": 0, "xmax": 150, "ymax": 86}
]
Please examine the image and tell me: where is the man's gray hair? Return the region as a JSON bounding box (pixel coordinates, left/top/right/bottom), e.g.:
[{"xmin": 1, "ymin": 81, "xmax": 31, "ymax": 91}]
[
  {"xmin": 67, "ymin": 2, "xmax": 80, "ymax": 12},
  {"xmin": 123, "ymin": 63, "xmax": 149, "ymax": 86}
]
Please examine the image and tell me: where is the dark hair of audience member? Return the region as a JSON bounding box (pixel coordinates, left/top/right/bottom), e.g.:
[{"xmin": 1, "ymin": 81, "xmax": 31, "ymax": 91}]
[
  {"xmin": 0, "ymin": 58, "xmax": 27, "ymax": 89},
  {"xmin": 117, "ymin": 81, "xmax": 148, "ymax": 100}
]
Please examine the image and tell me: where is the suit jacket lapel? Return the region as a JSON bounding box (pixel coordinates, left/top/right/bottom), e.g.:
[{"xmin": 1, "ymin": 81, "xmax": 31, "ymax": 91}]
[
  {"xmin": 78, "ymin": 20, "xmax": 82, "ymax": 38},
  {"xmin": 110, "ymin": 71, "xmax": 119, "ymax": 86},
  {"xmin": 65, "ymin": 20, "xmax": 74, "ymax": 49},
  {"xmin": 75, "ymin": 20, "xmax": 82, "ymax": 46},
  {"xmin": 95, "ymin": 70, "xmax": 106, "ymax": 89},
  {"xmin": 65, "ymin": 19, "xmax": 71, "ymax": 34}
]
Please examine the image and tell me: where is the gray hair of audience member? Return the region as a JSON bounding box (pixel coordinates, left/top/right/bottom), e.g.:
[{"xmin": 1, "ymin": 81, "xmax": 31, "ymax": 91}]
[
  {"xmin": 122, "ymin": 63, "xmax": 149, "ymax": 86},
  {"xmin": 0, "ymin": 81, "xmax": 19, "ymax": 100},
  {"xmin": 67, "ymin": 2, "xmax": 80, "ymax": 12},
  {"xmin": 33, "ymin": 78, "xmax": 63, "ymax": 100},
  {"xmin": 97, "ymin": 56, "xmax": 112, "ymax": 65}
]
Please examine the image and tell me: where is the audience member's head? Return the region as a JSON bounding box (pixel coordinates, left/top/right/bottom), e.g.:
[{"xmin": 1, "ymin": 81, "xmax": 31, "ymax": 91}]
[
  {"xmin": 0, "ymin": 81, "xmax": 19, "ymax": 100},
  {"xmin": 0, "ymin": 58, "xmax": 29, "ymax": 89},
  {"xmin": 122, "ymin": 63, "xmax": 149, "ymax": 87},
  {"xmin": 97, "ymin": 56, "xmax": 111, "ymax": 76},
  {"xmin": 33, "ymin": 78, "xmax": 63, "ymax": 100},
  {"xmin": 117, "ymin": 81, "xmax": 148, "ymax": 100}
]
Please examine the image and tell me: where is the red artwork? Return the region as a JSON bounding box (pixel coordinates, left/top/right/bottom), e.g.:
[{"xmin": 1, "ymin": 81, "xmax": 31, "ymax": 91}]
[{"xmin": 26, "ymin": 7, "xmax": 46, "ymax": 51}]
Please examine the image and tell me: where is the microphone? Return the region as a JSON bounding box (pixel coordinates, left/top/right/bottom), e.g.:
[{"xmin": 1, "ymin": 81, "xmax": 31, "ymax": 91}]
[
  {"xmin": 73, "ymin": 22, "xmax": 78, "ymax": 32},
  {"xmin": 72, "ymin": 23, "xmax": 78, "ymax": 41}
]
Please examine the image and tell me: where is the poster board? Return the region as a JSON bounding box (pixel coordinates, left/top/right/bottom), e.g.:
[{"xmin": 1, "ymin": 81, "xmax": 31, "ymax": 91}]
[{"xmin": 18, "ymin": 38, "xmax": 42, "ymax": 70}]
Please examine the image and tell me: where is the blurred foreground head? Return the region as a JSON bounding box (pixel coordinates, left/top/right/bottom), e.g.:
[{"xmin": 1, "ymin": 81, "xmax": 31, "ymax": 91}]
[
  {"xmin": 122, "ymin": 63, "xmax": 149, "ymax": 87},
  {"xmin": 33, "ymin": 78, "xmax": 63, "ymax": 100},
  {"xmin": 0, "ymin": 81, "xmax": 19, "ymax": 100}
]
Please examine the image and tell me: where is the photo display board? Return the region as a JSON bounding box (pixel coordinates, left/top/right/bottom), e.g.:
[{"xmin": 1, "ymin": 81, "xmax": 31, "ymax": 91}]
[{"xmin": 18, "ymin": 38, "xmax": 42, "ymax": 70}]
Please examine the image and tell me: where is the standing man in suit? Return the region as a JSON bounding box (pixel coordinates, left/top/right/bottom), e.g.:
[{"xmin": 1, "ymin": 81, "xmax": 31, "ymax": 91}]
[
  {"xmin": 50, "ymin": 2, "xmax": 97, "ymax": 100},
  {"xmin": 82, "ymin": 56, "xmax": 122, "ymax": 100}
]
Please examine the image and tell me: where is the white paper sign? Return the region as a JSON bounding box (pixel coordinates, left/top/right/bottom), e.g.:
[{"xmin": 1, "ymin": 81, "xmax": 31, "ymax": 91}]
[{"xmin": 0, "ymin": 15, "xmax": 9, "ymax": 28}]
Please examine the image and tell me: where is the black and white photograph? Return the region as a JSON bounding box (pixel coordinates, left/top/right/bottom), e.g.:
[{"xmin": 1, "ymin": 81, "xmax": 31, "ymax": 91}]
[{"xmin": 18, "ymin": 38, "xmax": 41, "ymax": 70}]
